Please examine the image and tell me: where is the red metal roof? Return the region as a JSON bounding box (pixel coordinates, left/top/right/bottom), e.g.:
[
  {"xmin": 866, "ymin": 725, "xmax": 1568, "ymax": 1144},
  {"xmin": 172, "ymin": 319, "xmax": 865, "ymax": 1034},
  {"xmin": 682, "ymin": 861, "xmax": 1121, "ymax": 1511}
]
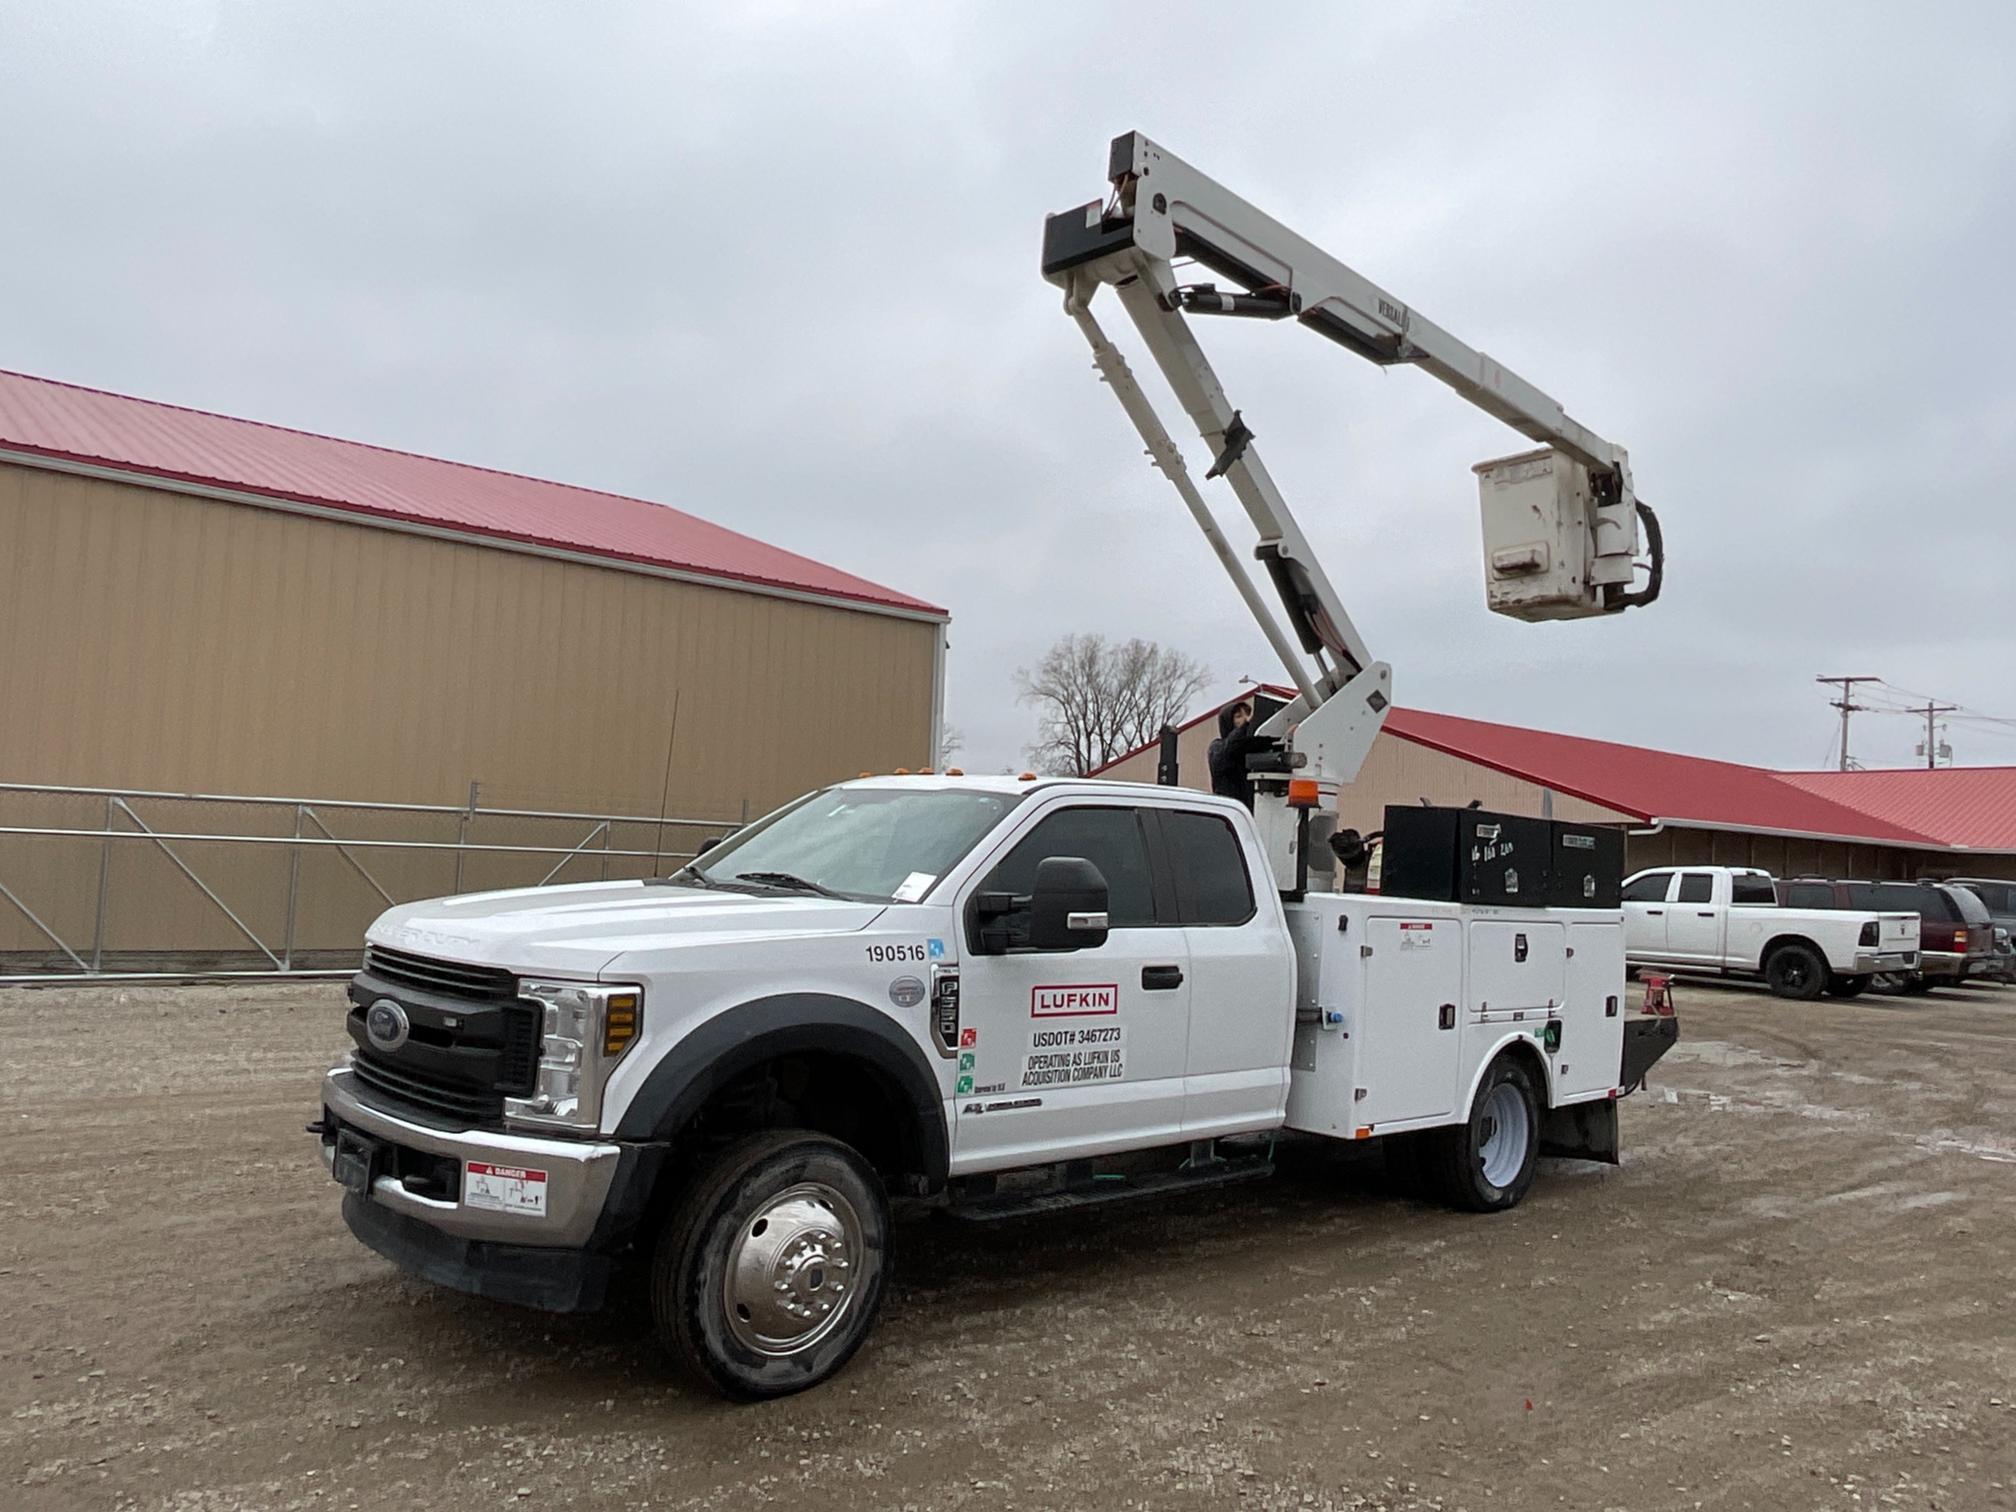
[
  {"xmin": 1096, "ymin": 694, "xmax": 2016, "ymax": 852},
  {"xmin": 1780, "ymin": 768, "xmax": 2016, "ymax": 853},
  {"xmin": 0, "ymin": 368, "xmax": 944, "ymax": 618},
  {"xmin": 1383, "ymin": 708, "xmax": 1942, "ymax": 845}
]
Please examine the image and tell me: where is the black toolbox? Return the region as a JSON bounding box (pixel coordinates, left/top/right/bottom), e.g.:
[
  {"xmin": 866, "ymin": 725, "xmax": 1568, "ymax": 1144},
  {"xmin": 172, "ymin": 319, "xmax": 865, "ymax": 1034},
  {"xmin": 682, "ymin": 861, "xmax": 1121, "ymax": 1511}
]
[
  {"xmin": 1379, "ymin": 805, "xmax": 1552, "ymax": 906},
  {"xmin": 1548, "ymin": 820, "xmax": 1625, "ymax": 908}
]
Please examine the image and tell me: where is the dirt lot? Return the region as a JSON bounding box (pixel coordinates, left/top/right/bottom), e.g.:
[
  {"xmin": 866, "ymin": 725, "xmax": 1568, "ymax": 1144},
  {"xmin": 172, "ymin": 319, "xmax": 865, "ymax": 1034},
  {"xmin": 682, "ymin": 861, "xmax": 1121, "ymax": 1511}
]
[{"xmin": 3, "ymin": 979, "xmax": 2013, "ymax": 1512}]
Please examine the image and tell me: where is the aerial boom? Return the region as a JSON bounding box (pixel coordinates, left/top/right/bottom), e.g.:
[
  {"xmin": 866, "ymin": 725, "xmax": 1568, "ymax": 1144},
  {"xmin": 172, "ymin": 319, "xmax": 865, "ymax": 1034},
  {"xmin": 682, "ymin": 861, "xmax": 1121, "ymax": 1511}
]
[{"xmin": 1044, "ymin": 132, "xmax": 1661, "ymax": 890}]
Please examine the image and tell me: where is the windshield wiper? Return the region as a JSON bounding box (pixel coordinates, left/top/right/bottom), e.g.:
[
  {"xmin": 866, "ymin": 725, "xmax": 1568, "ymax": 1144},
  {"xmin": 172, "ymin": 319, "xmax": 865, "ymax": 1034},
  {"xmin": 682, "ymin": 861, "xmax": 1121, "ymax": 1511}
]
[{"xmin": 735, "ymin": 870, "xmax": 840, "ymax": 897}]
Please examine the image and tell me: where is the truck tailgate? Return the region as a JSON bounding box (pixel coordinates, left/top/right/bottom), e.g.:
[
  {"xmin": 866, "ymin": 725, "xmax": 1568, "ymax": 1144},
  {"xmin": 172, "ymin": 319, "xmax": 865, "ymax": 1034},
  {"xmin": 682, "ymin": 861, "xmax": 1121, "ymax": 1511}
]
[{"xmin": 1878, "ymin": 913, "xmax": 1918, "ymax": 951}]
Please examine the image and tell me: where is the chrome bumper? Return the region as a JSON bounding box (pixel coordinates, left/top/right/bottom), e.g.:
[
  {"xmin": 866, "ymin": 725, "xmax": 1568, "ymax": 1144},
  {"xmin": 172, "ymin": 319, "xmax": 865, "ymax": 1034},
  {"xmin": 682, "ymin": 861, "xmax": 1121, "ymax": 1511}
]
[
  {"xmin": 319, "ymin": 1066, "xmax": 622, "ymax": 1247},
  {"xmin": 1852, "ymin": 949, "xmax": 1918, "ymax": 974},
  {"xmin": 1918, "ymin": 950, "xmax": 1965, "ymax": 978}
]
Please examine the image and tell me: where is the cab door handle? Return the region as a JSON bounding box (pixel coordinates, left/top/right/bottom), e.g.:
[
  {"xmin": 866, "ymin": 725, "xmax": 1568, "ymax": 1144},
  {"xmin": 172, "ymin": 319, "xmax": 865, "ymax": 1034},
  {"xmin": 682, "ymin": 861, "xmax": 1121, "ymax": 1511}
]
[{"xmin": 1141, "ymin": 965, "xmax": 1184, "ymax": 991}]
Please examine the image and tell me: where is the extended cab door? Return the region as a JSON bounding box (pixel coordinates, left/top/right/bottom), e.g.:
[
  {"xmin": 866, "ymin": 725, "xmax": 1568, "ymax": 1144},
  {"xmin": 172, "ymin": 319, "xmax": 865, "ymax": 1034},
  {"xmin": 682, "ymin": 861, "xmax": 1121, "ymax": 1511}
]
[
  {"xmin": 1665, "ymin": 871, "xmax": 1724, "ymax": 961},
  {"xmin": 949, "ymin": 802, "xmax": 1191, "ymax": 1171},
  {"xmin": 1155, "ymin": 805, "xmax": 1296, "ymax": 1139},
  {"xmin": 1622, "ymin": 870, "xmax": 1676, "ymax": 955}
]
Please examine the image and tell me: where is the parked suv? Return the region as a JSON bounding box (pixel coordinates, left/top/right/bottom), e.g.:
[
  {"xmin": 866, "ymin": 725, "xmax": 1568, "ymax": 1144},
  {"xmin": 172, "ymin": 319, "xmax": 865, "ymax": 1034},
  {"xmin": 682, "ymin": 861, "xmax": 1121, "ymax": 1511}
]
[
  {"xmin": 1777, "ymin": 878, "xmax": 1996, "ymax": 990},
  {"xmin": 1942, "ymin": 879, "xmax": 2016, "ymax": 983}
]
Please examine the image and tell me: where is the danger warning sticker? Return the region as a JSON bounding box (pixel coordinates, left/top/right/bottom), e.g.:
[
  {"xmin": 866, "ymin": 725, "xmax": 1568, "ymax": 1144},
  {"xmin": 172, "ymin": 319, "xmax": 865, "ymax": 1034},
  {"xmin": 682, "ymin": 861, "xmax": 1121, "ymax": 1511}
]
[
  {"xmin": 463, "ymin": 1161, "xmax": 549, "ymax": 1217},
  {"xmin": 1031, "ymin": 983, "xmax": 1118, "ymax": 1017}
]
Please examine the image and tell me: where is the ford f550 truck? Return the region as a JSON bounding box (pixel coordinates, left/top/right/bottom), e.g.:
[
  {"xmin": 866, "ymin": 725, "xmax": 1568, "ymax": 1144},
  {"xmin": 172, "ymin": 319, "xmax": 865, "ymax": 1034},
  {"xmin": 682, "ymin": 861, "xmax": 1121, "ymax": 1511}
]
[
  {"xmin": 315, "ymin": 131, "xmax": 1681, "ymax": 1398},
  {"xmin": 316, "ymin": 777, "xmax": 1676, "ymax": 1397}
]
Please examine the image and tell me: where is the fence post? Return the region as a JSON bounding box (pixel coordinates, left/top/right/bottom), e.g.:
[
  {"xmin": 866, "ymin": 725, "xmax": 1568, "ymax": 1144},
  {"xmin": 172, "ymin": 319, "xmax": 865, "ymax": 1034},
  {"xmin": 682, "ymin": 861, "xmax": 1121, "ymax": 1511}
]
[
  {"xmin": 453, "ymin": 779, "xmax": 478, "ymax": 895},
  {"xmin": 91, "ymin": 794, "xmax": 113, "ymax": 971},
  {"xmin": 283, "ymin": 803, "xmax": 305, "ymax": 969}
]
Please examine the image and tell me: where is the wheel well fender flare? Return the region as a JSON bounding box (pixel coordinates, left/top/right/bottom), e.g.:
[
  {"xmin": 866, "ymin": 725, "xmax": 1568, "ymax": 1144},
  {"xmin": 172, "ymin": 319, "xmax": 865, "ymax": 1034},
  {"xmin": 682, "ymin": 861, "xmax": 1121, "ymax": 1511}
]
[
  {"xmin": 612, "ymin": 993, "xmax": 949, "ymax": 1191},
  {"xmin": 1460, "ymin": 1031, "xmax": 1555, "ymax": 1114}
]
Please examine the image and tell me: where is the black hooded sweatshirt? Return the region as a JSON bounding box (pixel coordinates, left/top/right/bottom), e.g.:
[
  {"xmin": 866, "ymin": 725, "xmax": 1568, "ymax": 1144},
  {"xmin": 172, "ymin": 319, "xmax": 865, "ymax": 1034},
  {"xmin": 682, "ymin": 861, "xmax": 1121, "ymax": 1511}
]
[{"xmin": 1207, "ymin": 705, "xmax": 1259, "ymax": 809}]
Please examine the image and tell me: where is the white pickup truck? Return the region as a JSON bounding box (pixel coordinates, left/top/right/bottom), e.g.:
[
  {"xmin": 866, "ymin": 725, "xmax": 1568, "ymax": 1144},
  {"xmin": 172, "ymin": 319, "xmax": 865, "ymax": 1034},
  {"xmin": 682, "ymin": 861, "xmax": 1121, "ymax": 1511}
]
[
  {"xmin": 1622, "ymin": 865, "xmax": 1918, "ymax": 999},
  {"xmin": 313, "ymin": 777, "xmax": 1677, "ymax": 1398}
]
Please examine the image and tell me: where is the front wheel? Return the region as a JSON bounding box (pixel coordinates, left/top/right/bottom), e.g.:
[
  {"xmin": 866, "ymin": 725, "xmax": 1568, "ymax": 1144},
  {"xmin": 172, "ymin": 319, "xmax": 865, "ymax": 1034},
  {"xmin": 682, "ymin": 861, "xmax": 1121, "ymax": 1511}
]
[
  {"xmin": 1427, "ymin": 1058, "xmax": 1540, "ymax": 1213},
  {"xmin": 1764, "ymin": 943, "xmax": 1827, "ymax": 1000},
  {"xmin": 651, "ymin": 1129, "xmax": 889, "ymax": 1401},
  {"xmin": 1825, "ymin": 973, "xmax": 1870, "ymax": 999}
]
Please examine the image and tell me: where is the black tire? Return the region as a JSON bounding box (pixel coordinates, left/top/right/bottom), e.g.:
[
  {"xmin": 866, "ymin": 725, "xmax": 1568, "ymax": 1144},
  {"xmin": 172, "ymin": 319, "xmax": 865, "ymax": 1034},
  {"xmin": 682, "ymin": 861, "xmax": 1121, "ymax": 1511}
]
[
  {"xmin": 1425, "ymin": 1057, "xmax": 1541, "ymax": 1213},
  {"xmin": 1825, "ymin": 974, "xmax": 1870, "ymax": 999},
  {"xmin": 1764, "ymin": 943, "xmax": 1827, "ymax": 1000},
  {"xmin": 650, "ymin": 1129, "xmax": 889, "ymax": 1401}
]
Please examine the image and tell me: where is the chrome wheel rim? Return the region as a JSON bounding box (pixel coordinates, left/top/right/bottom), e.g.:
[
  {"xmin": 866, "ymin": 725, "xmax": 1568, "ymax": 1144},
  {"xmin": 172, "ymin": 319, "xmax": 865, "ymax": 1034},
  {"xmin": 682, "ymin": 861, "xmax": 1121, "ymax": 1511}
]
[
  {"xmin": 1477, "ymin": 1083, "xmax": 1531, "ymax": 1189},
  {"xmin": 722, "ymin": 1182, "xmax": 864, "ymax": 1358}
]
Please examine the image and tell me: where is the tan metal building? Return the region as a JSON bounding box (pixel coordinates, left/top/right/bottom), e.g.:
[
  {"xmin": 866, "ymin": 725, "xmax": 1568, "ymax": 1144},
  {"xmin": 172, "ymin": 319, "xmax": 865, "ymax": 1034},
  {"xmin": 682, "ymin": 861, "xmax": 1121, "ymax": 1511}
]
[
  {"xmin": 1097, "ymin": 686, "xmax": 2016, "ymax": 884},
  {"xmin": 0, "ymin": 369, "xmax": 947, "ymax": 970}
]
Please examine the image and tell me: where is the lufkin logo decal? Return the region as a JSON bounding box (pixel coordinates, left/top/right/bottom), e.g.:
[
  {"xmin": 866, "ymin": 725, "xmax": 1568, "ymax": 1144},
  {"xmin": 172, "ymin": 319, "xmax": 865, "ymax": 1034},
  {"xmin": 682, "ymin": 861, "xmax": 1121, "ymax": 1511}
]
[{"xmin": 1031, "ymin": 983, "xmax": 1118, "ymax": 1017}]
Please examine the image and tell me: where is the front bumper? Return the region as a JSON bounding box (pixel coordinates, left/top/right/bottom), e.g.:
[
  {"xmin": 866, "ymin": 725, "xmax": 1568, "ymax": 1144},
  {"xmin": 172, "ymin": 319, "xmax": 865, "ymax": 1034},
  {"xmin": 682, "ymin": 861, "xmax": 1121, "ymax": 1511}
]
[{"xmin": 319, "ymin": 1066, "xmax": 624, "ymax": 1246}]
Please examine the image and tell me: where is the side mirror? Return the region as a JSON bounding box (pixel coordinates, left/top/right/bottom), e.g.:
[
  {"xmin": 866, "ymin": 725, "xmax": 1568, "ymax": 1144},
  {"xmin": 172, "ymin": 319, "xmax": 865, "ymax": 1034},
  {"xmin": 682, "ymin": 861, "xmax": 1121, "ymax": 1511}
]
[
  {"xmin": 1027, "ymin": 856, "xmax": 1110, "ymax": 951},
  {"xmin": 695, "ymin": 836, "xmax": 725, "ymax": 856}
]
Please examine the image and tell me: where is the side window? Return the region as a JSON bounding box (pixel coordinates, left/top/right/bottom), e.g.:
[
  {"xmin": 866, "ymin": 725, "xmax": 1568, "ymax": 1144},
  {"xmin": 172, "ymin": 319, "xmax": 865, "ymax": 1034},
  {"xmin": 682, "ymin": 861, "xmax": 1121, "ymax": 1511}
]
[
  {"xmin": 1621, "ymin": 872, "xmax": 1672, "ymax": 903},
  {"xmin": 1843, "ymin": 882, "xmax": 1885, "ymax": 911},
  {"xmin": 1675, "ymin": 873, "xmax": 1715, "ymax": 904},
  {"xmin": 983, "ymin": 807, "xmax": 1158, "ymax": 928},
  {"xmin": 1729, "ymin": 875, "xmax": 1777, "ymax": 906},
  {"xmin": 1783, "ymin": 882, "xmax": 1835, "ymax": 909},
  {"xmin": 1161, "ymin": 809, "xmax": 1255, "ymax": 925}
]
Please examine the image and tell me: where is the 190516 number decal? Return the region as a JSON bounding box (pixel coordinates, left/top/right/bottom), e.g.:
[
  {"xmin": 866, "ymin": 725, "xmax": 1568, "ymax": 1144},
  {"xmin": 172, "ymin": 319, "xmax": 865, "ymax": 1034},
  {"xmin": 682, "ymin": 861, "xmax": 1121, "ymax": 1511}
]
[{"xmin": 866, "ymin": 943, "xmax": 928, "ymax": 964}]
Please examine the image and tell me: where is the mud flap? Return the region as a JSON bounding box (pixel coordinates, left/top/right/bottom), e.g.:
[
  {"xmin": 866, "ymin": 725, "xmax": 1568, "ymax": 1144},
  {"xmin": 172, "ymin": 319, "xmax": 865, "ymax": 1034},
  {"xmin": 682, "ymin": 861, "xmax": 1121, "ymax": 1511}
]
[{"xmin": 1540, "ymin": 1099, "xmax": 1619, "ymax": 1165}]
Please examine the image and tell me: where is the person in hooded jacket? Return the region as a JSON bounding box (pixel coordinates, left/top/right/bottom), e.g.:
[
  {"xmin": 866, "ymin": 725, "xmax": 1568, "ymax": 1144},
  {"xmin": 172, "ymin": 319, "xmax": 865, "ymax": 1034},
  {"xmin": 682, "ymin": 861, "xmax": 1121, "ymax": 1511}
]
[{"xmin": 1207, "ymin": 699, "xmax": 1259, "ymax": 809}]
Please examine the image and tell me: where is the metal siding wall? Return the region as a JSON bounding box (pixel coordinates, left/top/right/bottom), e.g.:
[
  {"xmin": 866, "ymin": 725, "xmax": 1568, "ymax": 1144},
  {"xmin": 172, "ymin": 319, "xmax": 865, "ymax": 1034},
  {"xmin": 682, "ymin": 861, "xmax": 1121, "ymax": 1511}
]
[{"xmin": 0, "ymin": 463, "xmax": 938, "ymax": 956}]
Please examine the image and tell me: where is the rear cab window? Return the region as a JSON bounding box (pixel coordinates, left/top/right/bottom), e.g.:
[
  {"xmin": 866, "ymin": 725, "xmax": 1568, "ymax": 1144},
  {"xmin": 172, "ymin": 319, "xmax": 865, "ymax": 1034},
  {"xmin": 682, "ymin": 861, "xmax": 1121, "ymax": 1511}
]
[
  {"xmin": 1675, "ymin": 873, "xmax": 1715, "ymax": 904},
  {"xmin": 1159, "ymin": 808, "xmax": 1256, "ymax": 925}
]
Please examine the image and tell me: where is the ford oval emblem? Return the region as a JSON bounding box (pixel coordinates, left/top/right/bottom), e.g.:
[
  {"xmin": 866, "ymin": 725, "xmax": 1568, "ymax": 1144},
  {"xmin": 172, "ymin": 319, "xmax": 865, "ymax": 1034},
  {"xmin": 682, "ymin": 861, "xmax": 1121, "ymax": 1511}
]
[{"xmin": 365, "ymin": 997, "xmax": 411, "ymax": 1052}]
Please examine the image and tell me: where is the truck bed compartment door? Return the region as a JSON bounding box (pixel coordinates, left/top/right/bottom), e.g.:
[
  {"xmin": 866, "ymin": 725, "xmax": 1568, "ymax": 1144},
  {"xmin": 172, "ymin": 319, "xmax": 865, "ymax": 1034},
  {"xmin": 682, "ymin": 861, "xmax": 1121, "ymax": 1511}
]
[{"xmin": 1354, "ymin": 917, "xmax": 1463, "ymax": 1129}]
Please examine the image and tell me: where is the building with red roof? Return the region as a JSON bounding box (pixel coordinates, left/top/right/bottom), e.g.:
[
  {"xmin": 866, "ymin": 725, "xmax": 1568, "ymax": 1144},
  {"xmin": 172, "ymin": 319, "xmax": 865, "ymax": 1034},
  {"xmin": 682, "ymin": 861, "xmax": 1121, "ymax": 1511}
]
[
  {"xmin": 0, "ymin": 367, "xmax": 949, "ymax": 963},
  {"xmin": 1096, "ymin": 689, "xmax": 2016, "ymax": 882}
]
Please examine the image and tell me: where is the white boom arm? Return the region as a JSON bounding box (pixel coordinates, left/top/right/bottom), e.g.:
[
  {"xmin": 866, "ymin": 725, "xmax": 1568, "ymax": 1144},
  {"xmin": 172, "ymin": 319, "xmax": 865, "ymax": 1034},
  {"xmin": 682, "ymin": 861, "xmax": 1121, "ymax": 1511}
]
[{"xmin": 1044, "ymin": 132, "xmax": 1661, "ymax": 887}]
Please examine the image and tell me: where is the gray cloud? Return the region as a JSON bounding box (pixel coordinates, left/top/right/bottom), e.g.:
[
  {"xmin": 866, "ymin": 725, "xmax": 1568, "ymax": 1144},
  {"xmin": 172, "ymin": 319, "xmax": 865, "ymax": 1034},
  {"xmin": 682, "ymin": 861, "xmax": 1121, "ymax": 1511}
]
[{"xmin": 4, "ymin": 1, "xmax": 2013, "ymax": 774}]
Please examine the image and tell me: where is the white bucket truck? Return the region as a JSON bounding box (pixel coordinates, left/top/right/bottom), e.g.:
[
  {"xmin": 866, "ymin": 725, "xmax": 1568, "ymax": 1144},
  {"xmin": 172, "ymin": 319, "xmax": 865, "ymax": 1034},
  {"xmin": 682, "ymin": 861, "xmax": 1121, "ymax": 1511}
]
[{"xmin": 313, "ymin": 133, "xmax": 1676, "ymax": 1398}]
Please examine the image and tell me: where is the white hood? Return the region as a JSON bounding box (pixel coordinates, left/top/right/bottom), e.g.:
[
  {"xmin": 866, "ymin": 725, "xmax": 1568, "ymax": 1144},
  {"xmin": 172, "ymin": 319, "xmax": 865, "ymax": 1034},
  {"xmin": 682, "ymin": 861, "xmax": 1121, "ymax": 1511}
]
[{"xmin": 367, "ymin": 879, "xmax": 888, "ymax": 977}]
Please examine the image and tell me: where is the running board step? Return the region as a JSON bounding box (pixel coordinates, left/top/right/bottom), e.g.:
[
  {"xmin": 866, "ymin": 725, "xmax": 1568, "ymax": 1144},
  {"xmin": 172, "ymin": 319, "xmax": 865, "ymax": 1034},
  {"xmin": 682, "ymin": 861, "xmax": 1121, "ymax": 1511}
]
[{"xmin": 947, "ymin": 1154, "xmax": 1274, "ymax": 1222}]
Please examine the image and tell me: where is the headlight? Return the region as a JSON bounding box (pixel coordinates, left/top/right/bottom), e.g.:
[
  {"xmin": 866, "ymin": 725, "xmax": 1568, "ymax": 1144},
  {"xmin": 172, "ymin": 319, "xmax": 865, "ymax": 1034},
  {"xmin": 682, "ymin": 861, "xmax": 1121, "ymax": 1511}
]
[{"xmin": 504, "ymin": 979, "xmax": 643, "ymax": 1133}]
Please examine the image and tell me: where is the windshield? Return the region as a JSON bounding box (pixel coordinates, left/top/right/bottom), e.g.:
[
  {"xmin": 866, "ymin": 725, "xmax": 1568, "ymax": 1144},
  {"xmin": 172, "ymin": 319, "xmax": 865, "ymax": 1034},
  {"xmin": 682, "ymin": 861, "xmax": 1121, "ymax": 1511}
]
[{"xmin": 681, "ymin": 787, "xmax": 1023, "ymax": 901}]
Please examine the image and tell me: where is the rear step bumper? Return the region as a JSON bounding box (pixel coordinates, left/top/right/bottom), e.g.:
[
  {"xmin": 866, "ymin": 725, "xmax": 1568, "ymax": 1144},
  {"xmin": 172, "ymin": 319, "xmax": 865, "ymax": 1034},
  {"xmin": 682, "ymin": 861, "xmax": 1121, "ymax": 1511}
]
[{"xmin": 1622, "ymin": 1014, "xmax": 1679, "ymax": 1092}]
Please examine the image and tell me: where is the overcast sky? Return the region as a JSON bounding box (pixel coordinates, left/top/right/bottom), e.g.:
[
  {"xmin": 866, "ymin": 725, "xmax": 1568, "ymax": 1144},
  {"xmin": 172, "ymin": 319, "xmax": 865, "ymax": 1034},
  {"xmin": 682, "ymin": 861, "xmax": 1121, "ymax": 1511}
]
[{"xmin": 5, "ymin": 2, "xmax": 2013, "ymax": 775}]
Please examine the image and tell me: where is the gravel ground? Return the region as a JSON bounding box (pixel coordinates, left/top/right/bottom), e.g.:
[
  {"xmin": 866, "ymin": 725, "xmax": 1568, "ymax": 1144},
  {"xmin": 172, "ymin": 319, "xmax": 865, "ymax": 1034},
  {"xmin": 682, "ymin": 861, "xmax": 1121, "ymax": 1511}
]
[{"xmin": 3, "ymin": 977, "xmax": 2013, "ymax": 1512}]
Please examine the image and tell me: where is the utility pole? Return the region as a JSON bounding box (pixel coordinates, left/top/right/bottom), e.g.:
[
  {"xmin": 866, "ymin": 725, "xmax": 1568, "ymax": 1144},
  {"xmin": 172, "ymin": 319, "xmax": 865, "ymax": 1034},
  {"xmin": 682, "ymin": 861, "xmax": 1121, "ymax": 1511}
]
[
  {"xmin": 1908, "ymin": 700, "xmax": 1958, "ymax": 769},
  {"xmin": 1815, "ymin": 675, "xmax": 1880, "ymax": 771}
]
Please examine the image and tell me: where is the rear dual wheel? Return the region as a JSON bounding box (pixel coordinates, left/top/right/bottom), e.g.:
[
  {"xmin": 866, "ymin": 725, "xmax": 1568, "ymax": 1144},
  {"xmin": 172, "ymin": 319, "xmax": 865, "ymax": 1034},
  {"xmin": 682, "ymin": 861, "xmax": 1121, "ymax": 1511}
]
[{"xmin": 1422, "ymin": 1057, "xmax": 1541, "ymax": 1213}]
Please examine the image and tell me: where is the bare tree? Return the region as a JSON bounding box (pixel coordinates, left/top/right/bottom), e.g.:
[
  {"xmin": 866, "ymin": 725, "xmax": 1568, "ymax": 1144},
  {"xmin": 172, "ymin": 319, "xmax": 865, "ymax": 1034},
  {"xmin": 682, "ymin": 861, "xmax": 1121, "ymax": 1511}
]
[
  {"xmin": 935, "ymin": 723, "xmax": 964, "ymax": 768},
  {"xmin": 1016, "ymin": 633, "xmax": 1211, "ymax": 776}
]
